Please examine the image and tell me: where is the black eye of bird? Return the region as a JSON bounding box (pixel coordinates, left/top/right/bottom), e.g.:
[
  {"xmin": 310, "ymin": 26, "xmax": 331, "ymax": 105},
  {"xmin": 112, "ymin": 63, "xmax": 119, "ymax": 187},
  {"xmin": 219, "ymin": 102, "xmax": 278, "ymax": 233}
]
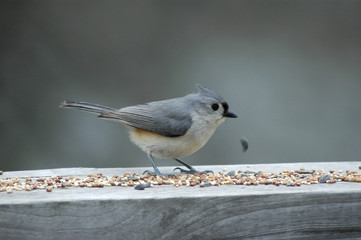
[{"xmin": 211, "ymin": 103, "xmax": 219, "ymax": 111}]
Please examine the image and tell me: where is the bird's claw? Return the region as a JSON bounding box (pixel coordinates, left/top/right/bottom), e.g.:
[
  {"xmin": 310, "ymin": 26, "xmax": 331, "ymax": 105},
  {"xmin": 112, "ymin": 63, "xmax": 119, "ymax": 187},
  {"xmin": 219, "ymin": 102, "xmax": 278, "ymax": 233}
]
[
  {"xmin": 173, "ymin": 167, "xmax": 213, "ymax": 174},
  {"xmin": 142, "ymin": 170, "xmax": 175, "ymax": 178}
]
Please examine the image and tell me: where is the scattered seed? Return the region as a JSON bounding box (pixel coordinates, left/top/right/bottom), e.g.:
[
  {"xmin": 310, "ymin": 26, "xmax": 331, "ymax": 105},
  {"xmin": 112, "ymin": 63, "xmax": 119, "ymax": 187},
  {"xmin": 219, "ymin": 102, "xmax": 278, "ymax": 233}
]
[
  {"xmin": 319, "ymin": 174, "xmax": 331, "ymax": 183},
  {"xmin": 134, "ymin": 183, "xmax": 146, "ymax": 190},
  {"xmin": 227, "ymin": 170, "xmax": 235, "ymax": 176},
  {"xmin": 1, "ymin": 165, "xmax": 360, "ymax": 193}
]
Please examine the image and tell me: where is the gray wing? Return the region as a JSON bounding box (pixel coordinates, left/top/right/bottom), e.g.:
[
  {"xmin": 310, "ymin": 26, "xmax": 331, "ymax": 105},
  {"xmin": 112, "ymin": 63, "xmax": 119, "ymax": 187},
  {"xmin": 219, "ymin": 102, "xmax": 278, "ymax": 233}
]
[{"xmin": 99, "ymin": 101, "xmax": 192, "ymax": 138}]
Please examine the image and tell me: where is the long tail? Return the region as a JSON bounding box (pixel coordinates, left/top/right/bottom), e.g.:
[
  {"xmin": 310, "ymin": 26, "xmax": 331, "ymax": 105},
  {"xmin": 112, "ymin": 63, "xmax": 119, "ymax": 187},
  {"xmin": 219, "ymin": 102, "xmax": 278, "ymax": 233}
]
[{"xmin": 59, "ymin": 100, "xmax": 117, "ymax": 115}]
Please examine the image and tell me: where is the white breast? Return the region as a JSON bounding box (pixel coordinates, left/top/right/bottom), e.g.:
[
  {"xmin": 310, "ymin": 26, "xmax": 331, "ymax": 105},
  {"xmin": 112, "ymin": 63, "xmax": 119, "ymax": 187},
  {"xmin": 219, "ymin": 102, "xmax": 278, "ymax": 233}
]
[{"xmin": 127, "ymin": 116, "xmax": 225, "ymax": 159}]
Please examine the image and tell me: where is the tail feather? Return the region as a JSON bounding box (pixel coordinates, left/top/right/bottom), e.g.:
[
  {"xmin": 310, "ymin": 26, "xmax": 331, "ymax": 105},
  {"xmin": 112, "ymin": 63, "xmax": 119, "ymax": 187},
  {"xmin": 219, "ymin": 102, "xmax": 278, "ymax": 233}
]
[{"xmin": 59, "ymin": 100, "xmax": 116, "ymax": 115}]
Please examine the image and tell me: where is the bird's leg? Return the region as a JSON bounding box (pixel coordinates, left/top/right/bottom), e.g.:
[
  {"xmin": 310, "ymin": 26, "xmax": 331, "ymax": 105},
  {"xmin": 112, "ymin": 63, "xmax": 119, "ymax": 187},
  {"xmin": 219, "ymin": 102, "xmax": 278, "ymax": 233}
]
[
  {"xmin": 143, "ymin": 153, "xmax": 174, "ymax": 177},
  {"xmin": 173, "ymin": 158, "xmax": 213, "ymax": 174}
]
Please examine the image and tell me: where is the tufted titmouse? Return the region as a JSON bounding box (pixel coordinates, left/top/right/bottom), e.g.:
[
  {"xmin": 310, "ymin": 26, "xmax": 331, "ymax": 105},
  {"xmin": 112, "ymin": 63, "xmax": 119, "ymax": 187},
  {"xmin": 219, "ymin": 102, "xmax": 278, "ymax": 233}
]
[{"xmin": 60, "ymin": 84, "xmax": 237, "ymax": 175}]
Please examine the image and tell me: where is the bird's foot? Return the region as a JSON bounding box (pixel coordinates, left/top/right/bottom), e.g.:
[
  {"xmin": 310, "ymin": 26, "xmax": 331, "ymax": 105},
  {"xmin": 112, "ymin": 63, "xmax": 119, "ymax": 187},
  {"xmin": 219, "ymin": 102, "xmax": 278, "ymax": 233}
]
[
  {"xmin": 142, "ymin": 170, "xmax": 175, "ymax": 178},
  {"xmin": 173, "ymin": 158, "xmax": 213, "ymax": 174},
  {"xmin": 173, "ymin": 167, "xmax": 213, "ymax": 174}
]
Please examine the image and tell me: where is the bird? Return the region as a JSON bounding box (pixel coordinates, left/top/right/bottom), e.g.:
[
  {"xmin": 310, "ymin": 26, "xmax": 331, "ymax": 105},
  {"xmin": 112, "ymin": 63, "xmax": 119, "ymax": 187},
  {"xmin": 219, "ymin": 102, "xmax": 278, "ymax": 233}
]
[{"xmin": 60, "ymin": 84, "xmax": 237, "ymax": 175}]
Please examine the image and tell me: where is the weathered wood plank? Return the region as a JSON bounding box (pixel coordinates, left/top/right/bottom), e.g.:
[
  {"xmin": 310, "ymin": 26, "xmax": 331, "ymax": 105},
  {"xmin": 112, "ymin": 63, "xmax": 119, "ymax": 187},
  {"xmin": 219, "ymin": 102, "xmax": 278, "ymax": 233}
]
[{"xmin": 0, "ymin": 162, "xmax": 361, "ymax": 240}]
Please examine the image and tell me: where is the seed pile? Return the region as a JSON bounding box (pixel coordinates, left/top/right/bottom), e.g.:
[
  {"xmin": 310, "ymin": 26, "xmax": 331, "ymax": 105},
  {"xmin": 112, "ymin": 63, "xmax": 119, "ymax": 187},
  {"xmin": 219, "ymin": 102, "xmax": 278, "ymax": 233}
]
[{"xmin": 1, "ymin": 167, "xmax": 360, "ymax": 193}]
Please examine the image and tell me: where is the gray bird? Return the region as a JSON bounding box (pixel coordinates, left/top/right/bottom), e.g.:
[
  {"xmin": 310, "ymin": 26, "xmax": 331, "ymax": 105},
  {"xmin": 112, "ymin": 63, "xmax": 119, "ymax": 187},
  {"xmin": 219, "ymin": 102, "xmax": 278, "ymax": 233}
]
[{"xmin": 60, "ymin": 84, "xmax": 237, "ymax": 175}]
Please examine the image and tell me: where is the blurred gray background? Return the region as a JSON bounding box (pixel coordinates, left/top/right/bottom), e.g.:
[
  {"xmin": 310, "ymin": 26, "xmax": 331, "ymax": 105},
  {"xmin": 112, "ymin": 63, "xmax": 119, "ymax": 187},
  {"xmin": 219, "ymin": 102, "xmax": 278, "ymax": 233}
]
[{"xmin": 1, "ymin": 1, "xmax": 361, "ymax": 171}]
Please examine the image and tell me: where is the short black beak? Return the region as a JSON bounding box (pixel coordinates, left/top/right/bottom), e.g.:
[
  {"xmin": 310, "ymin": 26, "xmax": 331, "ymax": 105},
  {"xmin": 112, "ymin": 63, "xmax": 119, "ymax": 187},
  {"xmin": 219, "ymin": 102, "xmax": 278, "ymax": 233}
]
[{"xmin": 223, "ymin": 110, "xmax": 237, "ymax": 118}]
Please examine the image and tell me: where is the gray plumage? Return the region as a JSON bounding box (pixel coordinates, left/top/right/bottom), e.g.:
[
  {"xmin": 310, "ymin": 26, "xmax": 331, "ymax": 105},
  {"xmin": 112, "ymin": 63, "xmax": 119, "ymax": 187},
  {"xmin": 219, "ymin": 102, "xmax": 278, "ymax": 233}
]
[
  {"xmin": 60, "ymin": 84, "xmax": 237, "ymax": 175},
  {"xmin": 60, "ymin": 84, "xmax": 226, "ymax": 138},
  {"xmin": 99, "ymin": 99, "xmax": 192, "ymax": 137}
]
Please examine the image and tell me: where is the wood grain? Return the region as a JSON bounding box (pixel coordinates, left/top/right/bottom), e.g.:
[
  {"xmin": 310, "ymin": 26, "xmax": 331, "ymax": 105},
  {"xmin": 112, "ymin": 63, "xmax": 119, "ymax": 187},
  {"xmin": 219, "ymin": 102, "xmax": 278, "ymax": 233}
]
[{"xmin": 1, "ymin": 162, "xmax": 360, "ymax": 240}]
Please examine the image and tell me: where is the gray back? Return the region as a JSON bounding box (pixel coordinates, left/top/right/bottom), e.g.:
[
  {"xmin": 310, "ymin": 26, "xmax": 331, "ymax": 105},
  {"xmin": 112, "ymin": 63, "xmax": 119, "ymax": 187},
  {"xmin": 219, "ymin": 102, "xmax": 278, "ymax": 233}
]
[{"xmin": 99, "ymin": 85, "xmax": 225, "ymax": 137}]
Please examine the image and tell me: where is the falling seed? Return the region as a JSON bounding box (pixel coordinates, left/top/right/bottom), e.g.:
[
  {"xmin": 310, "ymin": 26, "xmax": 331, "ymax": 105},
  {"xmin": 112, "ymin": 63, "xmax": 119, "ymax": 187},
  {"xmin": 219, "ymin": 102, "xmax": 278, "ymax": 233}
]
[{"xmin": 240, "ymin": 137, "xmax": 249, "ymax": 152}]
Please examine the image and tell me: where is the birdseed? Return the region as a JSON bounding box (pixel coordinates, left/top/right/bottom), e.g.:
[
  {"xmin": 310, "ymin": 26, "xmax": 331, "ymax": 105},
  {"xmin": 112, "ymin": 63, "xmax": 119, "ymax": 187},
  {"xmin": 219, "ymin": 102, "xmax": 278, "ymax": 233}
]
[{"xmin": 0, "ymin": 167, "xmax": 360, "ymax": 193}]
